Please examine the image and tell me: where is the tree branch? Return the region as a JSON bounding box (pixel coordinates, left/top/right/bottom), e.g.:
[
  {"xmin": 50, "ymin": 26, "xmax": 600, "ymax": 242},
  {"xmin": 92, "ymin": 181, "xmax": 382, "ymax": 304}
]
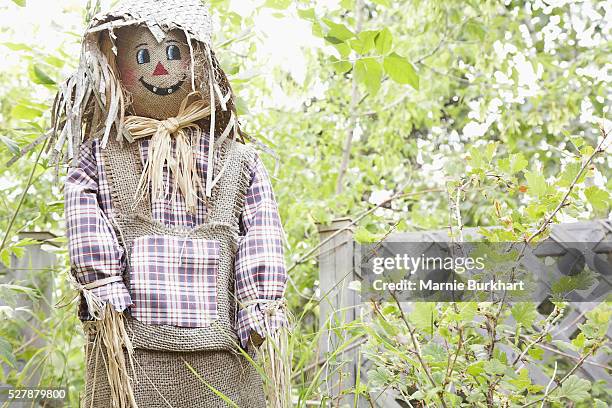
[{"xmin": 336, "ymin": 0, "xmax": 364, "ymax": 195}]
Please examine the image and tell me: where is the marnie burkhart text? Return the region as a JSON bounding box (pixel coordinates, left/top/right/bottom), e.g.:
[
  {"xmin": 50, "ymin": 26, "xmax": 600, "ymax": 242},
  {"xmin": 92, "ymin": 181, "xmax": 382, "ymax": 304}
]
[{"xmin": 372, "ymin": 279, "xmax": 525, "ymax": 292}]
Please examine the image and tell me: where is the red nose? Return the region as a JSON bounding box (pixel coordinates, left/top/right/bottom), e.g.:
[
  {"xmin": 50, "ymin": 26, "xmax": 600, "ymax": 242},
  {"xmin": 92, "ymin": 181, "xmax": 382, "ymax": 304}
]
[{"xmin": 152, "ymin": 62, "xmax": 169, "ymax": 76}]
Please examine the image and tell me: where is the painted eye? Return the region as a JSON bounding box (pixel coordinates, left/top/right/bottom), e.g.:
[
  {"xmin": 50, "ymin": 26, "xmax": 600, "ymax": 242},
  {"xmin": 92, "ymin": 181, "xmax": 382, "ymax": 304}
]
[
  {"xmin": 166, "ymin": 45, "xmax": 181, "ymax": 61},
  {"xmin": 136, "ymin": 49, "xmax": 150, "ymax": 64}
]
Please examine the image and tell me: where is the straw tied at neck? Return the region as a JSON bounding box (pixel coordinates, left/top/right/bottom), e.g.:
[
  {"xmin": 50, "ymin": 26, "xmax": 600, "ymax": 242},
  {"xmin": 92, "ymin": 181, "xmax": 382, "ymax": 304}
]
[{"xmin": 123, "ymin": 91, "xmax": 236, "ymax": 213}]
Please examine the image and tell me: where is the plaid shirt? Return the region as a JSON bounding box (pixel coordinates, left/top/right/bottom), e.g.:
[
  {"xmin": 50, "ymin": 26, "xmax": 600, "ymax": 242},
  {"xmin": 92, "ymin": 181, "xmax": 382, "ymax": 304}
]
[{"xmin": 64, "ymin": 133, "xmax": 287, "ymax": 348}]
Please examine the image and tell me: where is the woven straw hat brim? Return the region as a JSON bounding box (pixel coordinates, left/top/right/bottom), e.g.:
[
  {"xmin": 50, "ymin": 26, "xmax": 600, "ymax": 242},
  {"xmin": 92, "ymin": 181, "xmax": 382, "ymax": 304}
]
[{"xmin": 86, "ymin": 0, "xmax": 213, "ymax": 45}]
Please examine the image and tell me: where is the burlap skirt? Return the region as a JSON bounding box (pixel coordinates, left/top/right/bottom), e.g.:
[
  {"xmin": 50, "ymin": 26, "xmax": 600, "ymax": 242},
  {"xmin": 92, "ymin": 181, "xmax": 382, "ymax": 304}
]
[{"xmin": 81, "ymin": 344, "xmax": 266, "ymax": 408}]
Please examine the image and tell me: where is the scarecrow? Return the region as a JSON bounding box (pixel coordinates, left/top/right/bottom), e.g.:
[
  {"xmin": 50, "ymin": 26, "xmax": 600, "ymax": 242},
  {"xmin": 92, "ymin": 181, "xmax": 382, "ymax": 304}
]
[{"xmin": 52, "ymin": 0, "xmax": 291, "ymax": 406}]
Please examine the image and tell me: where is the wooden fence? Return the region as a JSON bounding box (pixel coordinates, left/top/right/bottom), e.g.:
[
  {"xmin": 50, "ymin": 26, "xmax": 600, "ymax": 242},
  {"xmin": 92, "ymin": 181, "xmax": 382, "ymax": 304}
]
[
  {"xmin": 0, "ymin": 232, "xmax": 59, "ymax": 407},
  {"xmin": 317, "ymin": 218, "xmax": 612, "ymax": 407}
]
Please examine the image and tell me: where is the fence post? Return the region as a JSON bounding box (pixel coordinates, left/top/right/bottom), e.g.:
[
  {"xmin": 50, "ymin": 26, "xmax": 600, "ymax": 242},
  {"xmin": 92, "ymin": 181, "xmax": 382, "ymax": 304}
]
[{"xmin": 317, "ymin": 217, "xmax": 362, "ymax": 405}]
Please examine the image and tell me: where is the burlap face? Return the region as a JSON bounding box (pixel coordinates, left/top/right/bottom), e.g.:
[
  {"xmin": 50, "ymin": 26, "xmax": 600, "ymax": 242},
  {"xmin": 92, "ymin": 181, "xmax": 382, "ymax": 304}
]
[{"xmin": 116, "ymin": 26, "xmax": 194, "ymax": 119}]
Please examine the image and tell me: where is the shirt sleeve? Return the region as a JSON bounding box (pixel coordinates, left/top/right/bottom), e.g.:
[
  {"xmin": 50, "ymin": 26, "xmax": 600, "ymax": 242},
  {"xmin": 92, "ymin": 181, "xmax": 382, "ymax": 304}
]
[
  {"xmin": 234, "ymin": 151, "xmax": 288, "ymax": 348},
  {"xmin": 64, "ymin": 139, "xmax": 133, "ymax": 320}
]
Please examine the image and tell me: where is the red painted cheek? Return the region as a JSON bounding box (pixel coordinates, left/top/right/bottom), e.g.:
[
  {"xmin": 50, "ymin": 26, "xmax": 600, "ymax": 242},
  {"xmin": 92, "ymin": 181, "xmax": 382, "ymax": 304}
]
[{"xmin": 119, "ymin": 66, "xmax": 139, "ymax": 88}]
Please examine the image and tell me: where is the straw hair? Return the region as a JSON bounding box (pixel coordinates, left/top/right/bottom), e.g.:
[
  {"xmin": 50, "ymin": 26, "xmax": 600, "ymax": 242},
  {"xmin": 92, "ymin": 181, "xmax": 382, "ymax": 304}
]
[
  {"xmin": 63, "ymin": 272, "xmax": 139, "ymax": 408},
  {"xmin": 253, "ymin": 299, "xmax": 293, "ymax": 408}
]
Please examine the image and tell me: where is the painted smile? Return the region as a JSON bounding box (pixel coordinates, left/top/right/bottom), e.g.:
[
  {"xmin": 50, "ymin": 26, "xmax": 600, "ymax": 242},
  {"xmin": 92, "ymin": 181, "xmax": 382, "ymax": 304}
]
[{"xmin": 139, "ymin": 77, "xmax": 185, "ymax": 96}]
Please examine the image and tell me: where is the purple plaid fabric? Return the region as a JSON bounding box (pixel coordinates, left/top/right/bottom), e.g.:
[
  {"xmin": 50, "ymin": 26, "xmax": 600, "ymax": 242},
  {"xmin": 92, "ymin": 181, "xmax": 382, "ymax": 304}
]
[
  {"xmin": 131, "ymin": 235, "xmax": 219, "ymax": 327},
  {"xmin": 234, "ymin": 159, "xmax": 288, "ymax": 347},
  {"xmin": 64, "ymin": 133, "xmax": 287, "ymax": 348}
]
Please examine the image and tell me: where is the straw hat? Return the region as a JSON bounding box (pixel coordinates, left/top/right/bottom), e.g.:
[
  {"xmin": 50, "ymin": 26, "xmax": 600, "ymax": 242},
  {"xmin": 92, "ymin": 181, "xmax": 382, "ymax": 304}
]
[{"xmin": 87, "ymin": 0, "xmax": 213, "ymax": 46}]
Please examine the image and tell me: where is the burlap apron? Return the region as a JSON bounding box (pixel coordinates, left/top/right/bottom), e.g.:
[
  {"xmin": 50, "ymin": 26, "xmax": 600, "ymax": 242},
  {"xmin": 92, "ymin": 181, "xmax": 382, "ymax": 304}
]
[{"xmin": 80, "ymin": 132, "xmax": 265, "ymax": 407}]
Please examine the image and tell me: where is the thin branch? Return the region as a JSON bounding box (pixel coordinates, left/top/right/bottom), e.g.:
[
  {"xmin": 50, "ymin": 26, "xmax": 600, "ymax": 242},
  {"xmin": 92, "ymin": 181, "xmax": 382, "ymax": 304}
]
[
  {"xmin": 0, "ymin": 138, "xmax": 49, "ymax": 255},
  {"xmin": 540, "ymin": 362, "xmax": 557, "ymax": 408},
  {"xmin": 443, "ymin": 327, "xmax": 464, "ymax": 390},
  {"xmin": 526, "ymin": 124, "xmax": 610, "ymax": 244},
  {"xmin": 360, "ymin": 93, "xmax": 410, "ymax": 116},
  {"xmin": 519, "ymin": 344, "xmax": 601, "ymax": 408},
  {"xmin": 502, "ymin": 329, "xmax": 611, "ymax": 371},
  {"xmin": 419, "ymin": 63, "xmax": 474, "ymax": 84},
  {"xmin": 511, "ymin": 307, "xmax": 563, "ymax": 370},
  {"xmin": 286, "ymin": 187, "xmax": 445, "ymax": 275},
  {"xmin": 336, "ymin": 0, "xmax": 364, "ymax": 195},
  {"xmin": 389, "ymin": 292, "xmax": 449, "ymax": 408}
]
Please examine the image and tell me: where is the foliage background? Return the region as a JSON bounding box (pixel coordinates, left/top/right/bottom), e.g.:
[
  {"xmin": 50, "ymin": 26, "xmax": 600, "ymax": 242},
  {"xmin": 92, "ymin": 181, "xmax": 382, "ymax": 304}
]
[{"xmin": 0, "ymin": 0, "xmax": 610, "ymax": 406}]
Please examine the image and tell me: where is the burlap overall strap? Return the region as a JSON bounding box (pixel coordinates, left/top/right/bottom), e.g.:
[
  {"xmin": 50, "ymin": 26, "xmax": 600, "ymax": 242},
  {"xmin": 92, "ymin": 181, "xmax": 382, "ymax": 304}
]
[
  {"xmin": 103, "ymin": 136, "xmax": 152, "ymax": 219},
  {"xmin": 99, "ymin": 129, "xmax": 257, "ymax": 352}
]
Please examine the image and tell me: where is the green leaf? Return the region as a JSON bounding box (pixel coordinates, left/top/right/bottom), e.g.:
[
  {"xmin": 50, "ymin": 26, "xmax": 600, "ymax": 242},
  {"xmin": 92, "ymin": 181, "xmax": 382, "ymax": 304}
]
[
  {"xmin": 350, "ymin": 30, "xmax": 377, "ymax": 54},
  {"xmin": 558, "ymin": 162, "xmax": 583, "ymax": 187},
  {"xmin": 524, "ymin": 171, "xmax": 547, "ymax": 197},
  {"xmin": 340, "ymin": 0, "xmax": 354, "ymax": 9},
  {"xmin": 1, "ymin": 42, "xmax": 32, "ymax": 51},
  {"xmin": 367, "ymin": 367, "xmax": 393, "ymax": 388},
  {"xmin": 448, "ymin": 302, "xmax": 477, "ymax": 322},
  {"xmin": 409, "ymin": 303, "xmax": 437, "ymax": 333},
  {"xmin": 376, "ymin": 315, "xmax": 398, "ymax": 337},
  {"xmin": 0, "ymin": 337, "xmax": 16, "ymax": 368},
  {"xmin": 466, "ymin": 361, "xmax": 485, "ymax": 377},
  {"xmin": 552, "ymin": 269, "xmax": 597, "ymax": 295},
  {"xmin": 594, "ymin": 399, "xmax": 608, "ymax": 408},
  {"xmin": 557, "ymin": 375, "xmax": 591, "ymax": 402},
  {"xmin": 354, "ymin": 226, "xmax": 383, "ymax": 243},
  {"xmin": 355, "ymin": 57, "xmax": 382, "ymax": 96},
  {"xmin": 297, "ymin": 8, "xmax": 315, "ymax": 21},
  {"xmin": 579, "ymin": 145, "xmax": 595, "ymax": 157},
  {"xmin": 527, "ymin": 346, "xmax": 544, "ymax": 360},
  {"xmin": 0, "ymin": 283, "xmax": 39, "ymax": 298},
  {"xmin": 410, "ymin": 390, "xmax": 425, "ymax": 400},
  {"xmin": 0, "ymin": 136, "xmax": 20, "ymax": 155},
  {"xmin": 375, "ymin": 28, "xmax": 393, "ymax": 54},
  {"xmin": 29, "ymin": 64, "xmax": 56, "ymax": 85},
  {"xmin": 234, "ymin": 96, "xmax": 250, "ymax": 116},
  {"xmin": 569, "ymin": 136, "xmax": 585, "ymax": 149},
  {"xmin": 571, "ymin": 333, "xmax": 586, "ymax": 350},
  {"xmin": 371, "ymin": 0, "xmax": 391, "ymax": 6},
  {"xmin": 584, "ymin": 186, "xmax": 610, "ymax": 211},
  {"xmin": 322, "ymin": 18, "xmax": 355, "ymax": 42},
  {"xmin": 10, "ymin": 104, "xmax": 43, "ymax": 121},
  {"xmin": 511, "ymin": 303, "xmax": 537, "ymax": 327},
  {"xmin": 464, "ymin": 20, "xmax": 486, "ymax": 41},
  {"xmin": 509, "ymin": 153, "xmax": 528, "ymax": 174},
  {"xmin": 332, "ymin": 42, "xmax": 352, "ymax": 58},
  {"xmin": 329, "ymin": 56, "xmax": 352, "ymax": 74},
  {"xmin": 485, "ymin": 142, "xmax": 498, "ymax": 162},
  {"xmin": 264, "ymin": 0, "xmax": 291, "ymax": 9},
  {"xmin": 383, "ymin": 52, "xmax": 419, "ymax": 89},
  {"xmin": 483, "ymin": 359, "xmax": 506, "ymax": 376},
  {"xmin": 11, "ymin": 0, "xmax": 26, "ymax": 6},
  {"xmin": 422, "ymin": 342, "xmax": 446, "ymax": 363},
  {"xmin": 468, "ymin": 146, "xmax": 487, "ymax": 169},
  {"xmin": 509, "ymin": 369, "xmax": 531, "ymax": 391},
  {"xmin": 0, "ymin": 249, "xmax": 9, "ymax": 267}
]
